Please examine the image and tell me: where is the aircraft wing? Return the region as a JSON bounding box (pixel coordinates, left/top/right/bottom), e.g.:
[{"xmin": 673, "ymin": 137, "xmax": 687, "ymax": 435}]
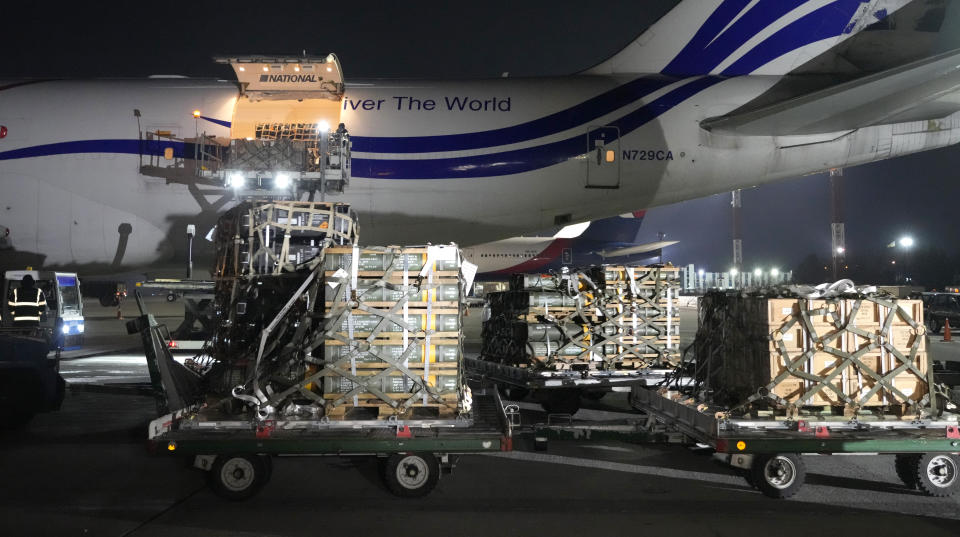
[
  {"xmin": 598, "ymin": 240, "xmax": 678, "ymax": 258},
  {"xmin": 701, "ymin": 48, "xmax": 960, "ymax": 136}
]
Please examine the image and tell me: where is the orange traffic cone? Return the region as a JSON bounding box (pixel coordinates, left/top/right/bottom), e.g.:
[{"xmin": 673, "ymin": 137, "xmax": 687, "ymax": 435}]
[{"xmin": 943, "ymin": 319, "xmax": 952, "ymax": 342}]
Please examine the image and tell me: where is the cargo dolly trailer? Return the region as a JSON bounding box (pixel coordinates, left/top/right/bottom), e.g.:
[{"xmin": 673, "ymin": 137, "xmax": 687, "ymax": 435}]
[
  {"xmin": 625, "ymin": 385, "xmax": 960, "ymax": 499},
  {"xmin": 133, "ymin": 292, "xmax": 514, "ymax": 500},
  {"xmin": 147, "ymin": 388, "xmax": 514, "ymax": 500}
]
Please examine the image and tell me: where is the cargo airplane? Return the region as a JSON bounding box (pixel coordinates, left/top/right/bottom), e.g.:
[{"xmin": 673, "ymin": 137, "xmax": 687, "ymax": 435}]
[{"xmin": 2, "ymin": 0, "xmax": 960, "ymax": 286}]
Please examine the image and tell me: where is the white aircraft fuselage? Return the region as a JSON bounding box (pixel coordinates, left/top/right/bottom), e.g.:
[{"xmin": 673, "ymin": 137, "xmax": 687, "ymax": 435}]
[
  {"xmin": 2, "ymin": 74, "xmax": 954, "ymax": 272},
  {"xmin": 1, "ymin": 0, "xmax": 954, "ymax": 272}
]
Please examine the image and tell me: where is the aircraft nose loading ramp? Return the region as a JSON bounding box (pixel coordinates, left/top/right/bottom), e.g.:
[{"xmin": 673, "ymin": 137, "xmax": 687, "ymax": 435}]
[{"xmin": 140, "ymin": 54, "xmax": 351, "ymax": 200}]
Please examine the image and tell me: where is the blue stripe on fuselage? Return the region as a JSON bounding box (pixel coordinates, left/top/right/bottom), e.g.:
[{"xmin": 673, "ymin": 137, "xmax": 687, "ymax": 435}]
[
  {"xmin": 721, "ymin": 0, "xmax": 867, "ymax": 75},
  {"xmin": 350, "ymin": 76, "xmax": 677, "ymax": 153},
  {"xmin": 0, "ymin": 77, "xmax": 724, "ymax": 179},
  {"xmin": 663, "ymin": 0, "xmax": 865, "ymax": 76},
  {"xmin": 353, "ymin": 76, "xmax": 723, "ymax": 179},
  {"xmin": 0, "ymin": 139, "xmax": 187, "ymax": 161}
]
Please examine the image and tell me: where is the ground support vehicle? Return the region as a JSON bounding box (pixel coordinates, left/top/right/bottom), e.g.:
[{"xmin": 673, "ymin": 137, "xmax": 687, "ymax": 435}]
[
  {"xmin": 465, "ymin": 355, "xmax": 688, "ymax": 415},
  {"xmin": 919, "ymin": 292, "xmax": 960, "ymax": 334},
  {"xmin": 0, "ymin": 330, "xmax": 65, "ymax": 427},
  {"xmin": 2, "ymin": 270, "xmax": 84, "ymax": 350},
  {"xmin": 619, "ymin": 386, "xmax": 960, "ymax": 499},
  {"xmin": 133, "ymin": 302, "xmax": 513, "ymax": 500}
]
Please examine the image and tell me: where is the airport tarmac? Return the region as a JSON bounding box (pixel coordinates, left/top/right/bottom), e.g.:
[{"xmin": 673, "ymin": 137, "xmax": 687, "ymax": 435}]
[{"xmin": 3, "ymin": 296, "xmax": 959, "ymax": 536}]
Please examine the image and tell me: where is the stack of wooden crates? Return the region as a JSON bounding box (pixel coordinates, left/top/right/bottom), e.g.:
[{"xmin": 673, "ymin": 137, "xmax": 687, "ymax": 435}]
[
  {"xmin": 481, "ymin": 265, "xmax": 680, "ymax": 371},
  {"xmin": 696, "ymin": 291, "xmax": 931, "ymax": 413},
  {"xmin": 319, "ymin": 245, "xmax": 465, "ymax": 419}
]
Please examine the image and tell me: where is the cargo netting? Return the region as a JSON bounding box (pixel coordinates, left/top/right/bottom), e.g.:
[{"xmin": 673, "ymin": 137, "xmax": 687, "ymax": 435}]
[{"xmin": 694, "ymin": 285, "xmax": 944, "ymax": 419}]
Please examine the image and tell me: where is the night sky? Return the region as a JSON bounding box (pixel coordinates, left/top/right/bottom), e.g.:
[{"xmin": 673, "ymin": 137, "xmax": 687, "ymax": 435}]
[{"xmin": 3, "ymin": 1, "xmax": 958, "ymax": 272}]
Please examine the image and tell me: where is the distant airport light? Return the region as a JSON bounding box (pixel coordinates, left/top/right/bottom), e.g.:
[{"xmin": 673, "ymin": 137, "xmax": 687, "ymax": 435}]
[
  {"xmin": 326, "ymin": 66, "xmax": 333, "ymax": 72},
  {"xmin": 77, "ymin": 323, "xmax": 84, "ymax": 333},
  {"xmin": 238, "ymin": 66, "xmax": 245, "ymax": 72},
  {"xmin": 227, "ymin": 173, "xmax": 245, "ymax": 189},
  {"xmin": 262, "ymin": 66, "xmax": 269, "ymax": 72},
  {"xmin": 192, "ymin": 109, "xmax": 201, "ymax": 118},
  {"xmin": 698, "ymin": 269, "xmax": 705, "ymax": 276},
  {"xmin": 274, "ymin": 173, "xmax": 291, "ymax": 189},
  {"xmin": 61, "ymin": 324, "xmax": 70, "ymax": 334},
  {"xmin": 899, "ymin": 236, "xmax": 914, "ymax": 248},
  {"xmin": 771, "ymin": 268, "xmax": 779, "ymax": 276},
  {"xmin": 753, "ymin": 268, "xmax": 762, "ymax": 276},
  {"xmin": 729, "ymin": 268, "xmax": 739, "ymax": 276},
  {"xmin": 317, "ymin": 120, "xmax": 330, "ymax": 133},
  {"xmin": 294, "ymin": 65, "xmax": 300, "ymax": 72},
  {"xmin": 836, "ymin": 246, "xmax": 845, "ymax": 254}
]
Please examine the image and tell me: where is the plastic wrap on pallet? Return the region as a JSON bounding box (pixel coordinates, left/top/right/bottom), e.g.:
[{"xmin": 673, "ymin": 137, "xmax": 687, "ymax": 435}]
[{"xmin": 694, "ymin": 287, "xmax": 935, "ymax": 415}]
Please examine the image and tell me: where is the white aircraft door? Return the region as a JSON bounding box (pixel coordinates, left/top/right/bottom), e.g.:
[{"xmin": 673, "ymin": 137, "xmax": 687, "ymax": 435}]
[{"xmin": 586, "ymin": 126, "xmax": 620, "ymax": 189}]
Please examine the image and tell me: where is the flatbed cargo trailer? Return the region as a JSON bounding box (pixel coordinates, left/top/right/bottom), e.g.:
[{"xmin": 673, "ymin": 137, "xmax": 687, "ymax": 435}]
[
  {"xmin": 148, "ymin": 387, "xmax": 514, "ymax": 499},
  {"xmin": 622, "ymin": 385, "xmax": 960, "ymax": 499},
  {"xmin": 133, "ymin": 297, "xmax": 514, "ymax": 500}
]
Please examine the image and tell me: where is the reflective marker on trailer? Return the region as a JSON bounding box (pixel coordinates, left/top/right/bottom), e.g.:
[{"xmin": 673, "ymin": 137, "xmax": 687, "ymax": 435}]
[
  {"xmin": 736, "ymin": 441, "xmax": 747, "ymax": 451},
  {"xmin": 0, "ymin": 125, "xmax": 6, "ymax": 138}
]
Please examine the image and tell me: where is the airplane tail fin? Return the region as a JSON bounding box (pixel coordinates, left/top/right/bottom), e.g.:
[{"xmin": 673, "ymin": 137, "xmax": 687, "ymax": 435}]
[
  {"xmin": 577, "ymin": 211, "xmax": 646, "ymax": 244},
  {"xmin": 585, "ymin": 1, "xmax": 913, "ymax": 76}
]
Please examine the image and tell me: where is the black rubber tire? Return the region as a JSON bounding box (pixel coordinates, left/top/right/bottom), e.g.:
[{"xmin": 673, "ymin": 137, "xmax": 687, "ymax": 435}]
[
  {"xmin": 538, "ymin": 389, "xmax": 582, "ymax": 415},
  {"xmin": 927, "ymin": 317, "xmax": 942, "ymax": 335},
  {"xmin": 894, "ymin": 454, "xmax": 920, "ymax": 489},
  {"xmin": 497, "ymin": 384, "xmax": 530, "ymax": 401},
  {"xmin": 208, "ymin": 454, "xmax": 269, "ymax": 501},
  {"xmin": 750, "ymin": 453, "xmax": 806, "ymax": 499},
  {"xmin": 582, "ymin": 391, "xmax": 606, "ymax": 401},
  {"xmin": 382, "ymin": 453, "xmax": 440, "ymax": 498},
  {"xmin": 914, "ymin": 453, "xmax": 960, "ymax": 497}
]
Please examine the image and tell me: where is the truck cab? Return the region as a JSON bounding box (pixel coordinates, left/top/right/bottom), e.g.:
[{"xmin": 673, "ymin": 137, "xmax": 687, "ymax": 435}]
[{"xmin": 3, "ymin": 270, "xmax": 84, "ymax": 350}]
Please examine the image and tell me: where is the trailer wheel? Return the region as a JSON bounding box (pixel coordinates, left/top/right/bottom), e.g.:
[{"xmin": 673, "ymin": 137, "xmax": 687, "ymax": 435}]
[
  {"xmin": 498, "ymin": 384, "xmax": 530, "ymax": 401},
  {"xmin": 914, "ymin": 453, "xmax": 960, "ymax": 497},
  {"xmin": 751, "ymin": 453, "xmax": 805, "ymax": 499},
  {"xmin": 209, "ymin": 454, "xmax": 269, "ymax": 501},
  {"xmin": 927, "ymin": 317, "xmax": 942, "ymax": 335},
  {"xmin": 538, "ymin": 389, "xmax": 581, "ymax": 415},
  {"xmin": 166, "ymin": 293, "xmax": 177, "ymax": 302},
  {"xmin": 382, "ymin": 453, "xmax": 440, "ymax": 498},
  {"xmin": 894, "ymin": 454, "xmax": 920, "ymax": 489}
]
